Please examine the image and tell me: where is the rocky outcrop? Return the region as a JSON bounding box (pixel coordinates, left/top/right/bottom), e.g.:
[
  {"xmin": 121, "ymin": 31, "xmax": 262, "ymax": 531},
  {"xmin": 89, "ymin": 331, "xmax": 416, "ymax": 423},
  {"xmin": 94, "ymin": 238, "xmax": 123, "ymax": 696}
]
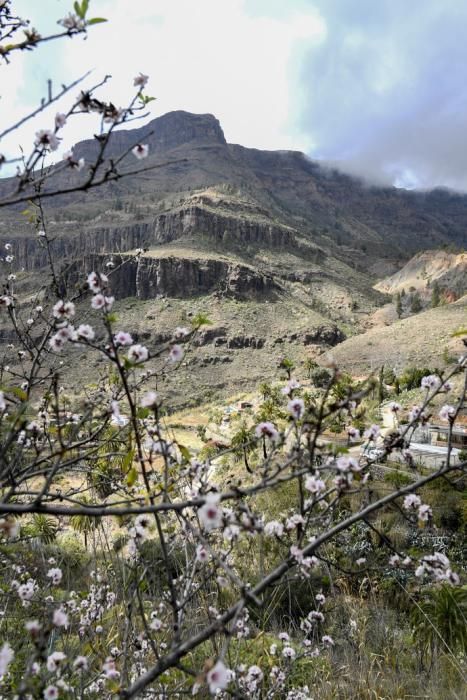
[
  {"xmin": 5, "ymin": 203, "xmax": 294, "ymax": 273},
  {"xmin": 153, "ymin": 206, "xmax": 295, "ymax": 248},
  {"xmin": 272, "ymin": 325, "xmax": 345, "ymax": 347},
  {"xmin": 6, "ymin": 223, "xmax": 150, "ymax": 271},
  {"xmin": 73, "ymin": 111, "xmax": 227, "ymax": 162},
  {"xmin": 226, "ymin": 335, "xmax": 265, "ymax": 349},
  {"xmin": 193, "ymin": 327, "xmax": 227, "ymax": 346},
  {"xmin": 375, "ymin": 250, "xmax": 467, "ymax": 297},
  {"xmin": 301, "ymin": 326, "xmax": 346, "ymax": 346},
  {"xmin": 63, "ymin": 254, "xmax": 280, "ymax": 301}
]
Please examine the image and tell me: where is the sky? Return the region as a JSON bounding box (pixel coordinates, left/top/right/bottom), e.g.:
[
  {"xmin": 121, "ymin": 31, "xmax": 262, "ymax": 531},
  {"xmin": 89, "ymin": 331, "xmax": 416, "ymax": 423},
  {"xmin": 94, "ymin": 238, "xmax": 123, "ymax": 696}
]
[{"xmin": 2, "ymin": 0, "xmax": 467, "ymax": 190}]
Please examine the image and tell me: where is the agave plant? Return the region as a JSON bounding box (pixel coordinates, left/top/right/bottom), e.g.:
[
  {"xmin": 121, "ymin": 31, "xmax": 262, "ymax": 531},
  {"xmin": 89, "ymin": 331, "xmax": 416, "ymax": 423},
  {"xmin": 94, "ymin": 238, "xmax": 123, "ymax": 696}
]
[
  {"xmin": 28, "ymin": 514, "xmax": 59, "ymax": 545},
  {"xmin": 411, "ymin": 584, "xmax": 467, "ymax": 665}
]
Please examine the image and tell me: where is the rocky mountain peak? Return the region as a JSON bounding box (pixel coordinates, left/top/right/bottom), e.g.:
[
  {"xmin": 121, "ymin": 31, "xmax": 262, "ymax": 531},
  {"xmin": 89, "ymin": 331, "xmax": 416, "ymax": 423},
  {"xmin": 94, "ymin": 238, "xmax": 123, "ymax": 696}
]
[{"xmin": 73, "ymin": 110, "xmax": 226, "ymax": 161}]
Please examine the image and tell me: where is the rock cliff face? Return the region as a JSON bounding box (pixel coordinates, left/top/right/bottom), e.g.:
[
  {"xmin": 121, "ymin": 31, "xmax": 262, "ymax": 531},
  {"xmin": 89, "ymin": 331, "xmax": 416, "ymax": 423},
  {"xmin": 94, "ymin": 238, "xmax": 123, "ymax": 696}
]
[
  {"xmin": 8, "ymin": 202, "xmax": 304, "ymax": 273},
  {"xmin": 64, "ymin": 254, "xmax": 279, "ymax": 301},
  {"xmin": 73, "ymin": 111, "xmax": 226, "ymax": 162},
  {"xmin": 8, "ymin": 223, "xmax": 151, "ymax": 271},
  {"xmin": 375, "ymin": 250, "xmax": 467, "ymax": 298},
  {"xmin": 153, "ymin": 205, "xmax": 295, "ymax": 248}
]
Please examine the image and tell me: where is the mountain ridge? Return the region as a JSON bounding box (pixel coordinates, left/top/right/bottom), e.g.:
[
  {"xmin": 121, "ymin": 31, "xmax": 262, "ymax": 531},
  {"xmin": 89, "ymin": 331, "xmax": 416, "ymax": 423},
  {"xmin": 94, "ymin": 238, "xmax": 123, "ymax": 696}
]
[{"xmin": 0, "ymin": 110, "xmax": 466, "ymax": 406}]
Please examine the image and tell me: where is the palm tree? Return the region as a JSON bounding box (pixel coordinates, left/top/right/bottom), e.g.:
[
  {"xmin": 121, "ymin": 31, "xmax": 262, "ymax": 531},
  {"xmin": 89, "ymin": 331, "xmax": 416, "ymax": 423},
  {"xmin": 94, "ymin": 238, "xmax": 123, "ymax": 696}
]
[
  {"xmin": 70, "ymin": 497, "xmax": 101, "ymax": 549},
  {"xmin": 231, "ymin": 423, "xmax": 254, "ymax": 473}
]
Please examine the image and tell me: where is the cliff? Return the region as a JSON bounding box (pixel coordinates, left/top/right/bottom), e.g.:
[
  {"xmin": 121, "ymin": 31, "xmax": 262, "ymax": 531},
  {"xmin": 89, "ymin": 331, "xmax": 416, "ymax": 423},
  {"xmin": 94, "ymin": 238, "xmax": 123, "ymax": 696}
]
[{"xmin": 63, "ymin": 253, "xmax": 280, "ymax": 301}]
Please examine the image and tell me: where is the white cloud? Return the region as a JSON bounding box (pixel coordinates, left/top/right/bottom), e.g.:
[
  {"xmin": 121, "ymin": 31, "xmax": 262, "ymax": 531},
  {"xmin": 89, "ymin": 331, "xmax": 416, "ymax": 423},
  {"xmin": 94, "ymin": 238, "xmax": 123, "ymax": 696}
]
[{"xmin": 0, "ymin": 0, "xmax": 325, "ymax": 170}]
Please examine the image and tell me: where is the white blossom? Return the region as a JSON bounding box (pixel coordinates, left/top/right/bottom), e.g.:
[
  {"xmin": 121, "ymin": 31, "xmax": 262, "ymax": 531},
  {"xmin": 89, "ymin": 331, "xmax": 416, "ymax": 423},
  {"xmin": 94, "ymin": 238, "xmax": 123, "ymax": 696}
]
[
  {"xmin": 128, "ymin": 344, "xmax": 149, "ymax": 363},
  {"xmin": 47, "ymin": 567, "xmax": 62, "ymax": 585},
  {"xmin": 35, "ymin": 129, "xmax": 60, "ymax": 151},
  {"xmin": 403, "ymin": 494, "xmax": 421, "ymax": 510},
  {"xmin": 53, "ymin": 609, "xmax": 69, "ymax": 628},
  {"xmin": 206, "ymin": 660, "xmax": 230, "ymax": 694},
  {"xmin": 169, "ymin": 344, "xmax": 184, "ymax": 363},
  {"xmin": 43, "ymin": 686, "xmax": 59, "ymax": 700},
  {"xmin": 52, "ymin": 300, "xmax": 75, "ymax": 320},
  {"xmin": 114, "ymin": 331, "xmax": 133, "ymax": 346},
  {"xmin": 47, "ymin": 651, "xmax": 66, "ymax": 672},
  {"xmin": 439, "ymin": 404, "xmax": 456, "ymax": 421},
  {"xmin": 421, "ymin": 374, "xmax": 441, "ymax": 390},
  {"xmin": 198, "ymin": 493, "xmax": 223, "ymax": 531},
  {"xmin": 55, "ymin": 112, "xmax": 67, "ymax": 128},
  {"xmin": 264, "ymin": 520, "xmax": 284, "ymax": 537},
  {"xmin": 74, "ymin": 324, "xmax": 95, "ymax": 341},
  {"xmin": 288, "ymin": 398, "xmax": 305, "ymax": 420},
  {"xmin": 255, "ymin": 422, "xmax": 279, "ymax": 441},
  {"xmin": 305, "ymin": 475, "xmax": 326, "ymax": 494},
  {"xmin": 132, "ymin": 143, "xmax": 149, "ymax": 159},
  {"xmin": 133, "ymin": 72, "xmax": 149, "ymax": 88},
  {"xmin": 140, "ymin": 391, "xmax": 159, "ymax": 408},
  {"xmin": 0, "ymin": 642, "xmax": 14, "ymax": 677}
]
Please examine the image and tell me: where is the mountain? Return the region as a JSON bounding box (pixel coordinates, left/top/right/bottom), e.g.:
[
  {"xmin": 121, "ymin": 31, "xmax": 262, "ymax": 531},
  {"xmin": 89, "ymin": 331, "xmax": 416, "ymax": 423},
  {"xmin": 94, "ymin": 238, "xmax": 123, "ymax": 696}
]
[
  {"xmin": 0, "ymin": 111, "xmax": 466, "ymax": 405},
  {"xmin": 327, "ymin": 296, "xmax": 467, "ymax": 376},
  {"xmin": 375, "ymin": 250, "xmax": 467, "ymax": 300}
]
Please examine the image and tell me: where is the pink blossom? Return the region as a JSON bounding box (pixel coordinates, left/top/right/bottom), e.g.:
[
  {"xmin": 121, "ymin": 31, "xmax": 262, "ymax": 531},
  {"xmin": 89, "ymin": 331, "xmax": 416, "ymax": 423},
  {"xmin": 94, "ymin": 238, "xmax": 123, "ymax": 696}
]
[
  {"xmin": 91, "ymin": 293, "xmax": 114, "ymax": 311},
  {"xmin": 336, "ymin": 456, "xmax": 359, "ymax": 473},
  {"xmin": 281, "ymin": 378, "xmax": 300, "ymax": 395},
  {"xmin": 418, "ymin": 504, "xmax": 432, "ymax": 522},
  {"xmin": 25, "ymin": 620, "xmax": 42, "ymax": 635},
  {"xmin": 347, "ymin": 426, "xmax": 360, "ymax": 441},
  {"xmin": 173, "ymin": 326, "xmax": 190, "ymax": 339},
  {"xmin": 114, "ymin": 331, "xmax": 133, "ymax": 346},
  {"xmin": 73, "ymin": 656, "xmax": 88, "ymax": 670},
  {"xmin": 282, "ymin": 646, "xmax": 296, "ymax": 659},
  {"xmin": 49, "ymin": 333, "xmax": 66, "ymax": 352},
  {"xmin": 0, "ymin": 295, "xmax": 13, "ymax": 307},
  {"xmin": 63, "ymin": 150, "xmax": 85, "ymax": 170}
]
